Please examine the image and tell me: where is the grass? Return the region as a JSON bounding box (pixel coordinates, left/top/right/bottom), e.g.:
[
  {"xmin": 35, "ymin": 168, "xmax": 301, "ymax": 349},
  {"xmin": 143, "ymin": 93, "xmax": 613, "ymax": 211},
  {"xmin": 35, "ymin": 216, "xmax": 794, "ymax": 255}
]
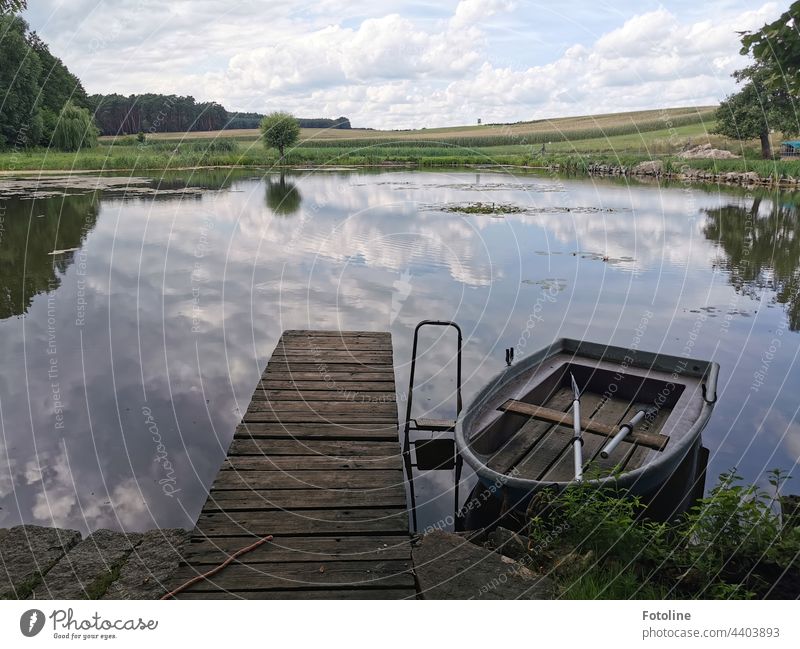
[
  {"xmin": 527, "ymin": 469, "xmax": 800, "ymax": 599},
  {"xmin": 3, "ymin": 105, "xmax": 799, "ymax": 178},
  {"xmin": 84, "ymin": 562, "xmax": 125, "ymax": 599}
]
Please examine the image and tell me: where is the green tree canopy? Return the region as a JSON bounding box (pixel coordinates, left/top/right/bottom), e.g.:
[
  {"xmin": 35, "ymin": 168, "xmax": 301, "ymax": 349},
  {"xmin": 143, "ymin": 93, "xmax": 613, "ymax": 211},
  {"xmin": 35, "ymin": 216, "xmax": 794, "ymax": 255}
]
[
  {"xmin": 260, "ymin": 111, "xmax": 300, "ymax": 160},
  {"xmin": 51, "ymin": 100, "xmax": 98, "ymax": 151},
  {"xmin": 741, "ymin": 2, "xmax": 800, "ymax": 96},
  {"xmin": 0, "ymin": 15, "xmax": 42, "ymax": 148},
  {"xmin": 0, "ymin": 0, "xmax": 27, "ymax": 13},
  {"xmin": 713, "ymin": 66, "xmax": 797, "ymax": 158},
  {"xmin": 0, "ymin": 13, "xmax": 92, "ymax": 148}
]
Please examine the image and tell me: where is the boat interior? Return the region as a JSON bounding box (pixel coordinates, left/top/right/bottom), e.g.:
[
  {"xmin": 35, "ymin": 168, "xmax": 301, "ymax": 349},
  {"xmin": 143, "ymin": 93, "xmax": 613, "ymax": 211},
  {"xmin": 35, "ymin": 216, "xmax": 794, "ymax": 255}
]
[{"xmin": 468, "ymin": 354, "xmax": 705, "ymax": 482}]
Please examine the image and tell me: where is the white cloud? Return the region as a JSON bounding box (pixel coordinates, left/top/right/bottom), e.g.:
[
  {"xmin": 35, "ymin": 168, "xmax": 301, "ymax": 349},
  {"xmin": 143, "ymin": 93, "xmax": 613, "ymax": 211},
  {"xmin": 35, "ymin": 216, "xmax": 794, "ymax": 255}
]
[
  {"xmin": 26, "ymin": 2, "xmax": 784, "ymax": 129},
  {"xmin": 444, "ymin": 3, "xmax": 782, "ymax": 122},
  {"xmin": 451, "ymin": 0, "xmax": 516, "ymax": 28}
]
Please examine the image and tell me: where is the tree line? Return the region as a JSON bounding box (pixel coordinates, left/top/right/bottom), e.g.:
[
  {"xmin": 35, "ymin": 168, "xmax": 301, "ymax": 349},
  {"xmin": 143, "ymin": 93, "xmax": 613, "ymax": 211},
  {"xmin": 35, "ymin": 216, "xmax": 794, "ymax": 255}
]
[
  {"xmin": 88, "ymin": 97, "xmax": 352, "ymax": 136},
  {"xmin": 0, "ymin": 8, "xmax": 350, "ymax": 150},
  {"xmin": 224, "ymin": 112, "xmax": 350, "ymax": 131},
  {"xmin": 0, "ymin": 14, "xmax": 95, "ymax": 149}
]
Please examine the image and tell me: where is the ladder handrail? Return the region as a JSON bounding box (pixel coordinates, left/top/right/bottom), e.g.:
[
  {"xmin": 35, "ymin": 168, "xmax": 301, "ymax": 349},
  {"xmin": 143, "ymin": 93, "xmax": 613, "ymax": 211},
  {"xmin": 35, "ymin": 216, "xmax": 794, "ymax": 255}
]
[
  {"xmin": 402, "ymin": 320, "xmax": 463, "ymax": 533},
  {"xmin": 402, "ymin": 320, "xmax": 463, "ymax": 429}
]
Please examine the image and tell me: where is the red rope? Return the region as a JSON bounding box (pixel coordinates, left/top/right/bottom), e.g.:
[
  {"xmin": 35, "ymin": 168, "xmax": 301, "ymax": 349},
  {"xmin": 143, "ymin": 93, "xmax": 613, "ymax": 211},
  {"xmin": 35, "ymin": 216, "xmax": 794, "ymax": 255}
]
[{"xmin": 161, "ymin": 534, "xmax": 274, "ymax": 599}]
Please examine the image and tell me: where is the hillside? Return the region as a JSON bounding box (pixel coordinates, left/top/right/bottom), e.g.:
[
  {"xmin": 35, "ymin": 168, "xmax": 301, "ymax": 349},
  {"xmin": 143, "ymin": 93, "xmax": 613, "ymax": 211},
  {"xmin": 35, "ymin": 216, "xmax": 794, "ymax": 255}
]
[{"xmin": 121, "ymin": 106, "xmax": 717, "ymax": 146}]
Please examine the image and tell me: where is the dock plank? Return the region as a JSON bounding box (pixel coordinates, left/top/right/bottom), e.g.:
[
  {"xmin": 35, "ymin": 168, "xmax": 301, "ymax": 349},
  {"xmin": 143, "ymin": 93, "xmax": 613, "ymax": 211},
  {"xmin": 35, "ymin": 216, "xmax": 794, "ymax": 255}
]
[
  {"xmin": 228, "ymin": 438, "xmax": 400, "ymax": 455},
  {"xmin": 172, "ymin": 330, "xmax": 412, "ymax": 599},
  {"xmin": 221, "ymin": 455, "xmax": 401, "ymax": 471},
  {"xmin": 195, "ymin": 508, "xmax": 409, "ymax": 537},
  {"xmin": 170, "ymin": 560, "xmax": 414, "ymax": 592},
  {"xmin": 210, "ymin": 469, "xmax": 404, "ymax": 491},
  {"xmin": 181, "ymin": 536, "xmax": 411, "ymax": 564},
  {"xmin": 202, "ymin": 487, "xmax": 407, "ymax": 512}
]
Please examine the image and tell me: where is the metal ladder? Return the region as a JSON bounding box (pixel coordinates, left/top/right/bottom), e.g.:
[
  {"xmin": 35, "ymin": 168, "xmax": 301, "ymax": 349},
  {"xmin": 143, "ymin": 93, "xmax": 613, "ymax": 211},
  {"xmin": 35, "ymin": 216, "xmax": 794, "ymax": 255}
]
[{"xmin": 401, "ymin": 320, "xmax": 463, "ymax": 533}]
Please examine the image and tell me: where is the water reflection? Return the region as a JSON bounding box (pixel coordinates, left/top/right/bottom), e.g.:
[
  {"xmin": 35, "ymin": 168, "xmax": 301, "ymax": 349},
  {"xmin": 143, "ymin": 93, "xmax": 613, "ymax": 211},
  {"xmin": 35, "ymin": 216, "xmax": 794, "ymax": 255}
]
[
  {"xmin": 703, "ymin": 198, "xmax": 800, "ymax": 330},
  {"xmin": 0, "ymin": 193, "xmax": 99, "ymax": 319},
  {"xmin": 265, "ymin": 174, "xmax": 302, "ymax": 215},
  {"xmin": 0, "ymin": 170, "xmax": 798, "ymax": 533}
]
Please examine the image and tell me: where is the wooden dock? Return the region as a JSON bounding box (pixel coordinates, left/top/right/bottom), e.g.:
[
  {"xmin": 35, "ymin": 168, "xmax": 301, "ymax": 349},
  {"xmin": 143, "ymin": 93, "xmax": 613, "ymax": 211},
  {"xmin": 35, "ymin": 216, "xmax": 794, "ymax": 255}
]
[{"xmin": 170, "ymin": 330, "xmax": 415, "ymax": 599}]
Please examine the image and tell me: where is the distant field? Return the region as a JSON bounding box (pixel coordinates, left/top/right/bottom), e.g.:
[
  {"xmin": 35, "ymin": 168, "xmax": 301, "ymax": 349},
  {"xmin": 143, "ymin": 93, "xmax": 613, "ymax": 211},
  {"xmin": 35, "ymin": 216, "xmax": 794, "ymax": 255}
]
[
  {"xmin": 13, "ymin": 105, "xmax": 795, "ymax": 174},
  {"xmin": 101, "ymin": 106, "xmax": 718, "ymax": 147}
]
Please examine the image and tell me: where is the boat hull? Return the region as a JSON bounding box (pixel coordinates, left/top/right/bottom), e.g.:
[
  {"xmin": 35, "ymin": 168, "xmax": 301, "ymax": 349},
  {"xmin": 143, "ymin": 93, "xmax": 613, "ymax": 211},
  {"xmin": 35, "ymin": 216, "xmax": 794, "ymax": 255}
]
[{"xmin": 456, "ymin": 338, "xmax": 718, "ymax": 509}]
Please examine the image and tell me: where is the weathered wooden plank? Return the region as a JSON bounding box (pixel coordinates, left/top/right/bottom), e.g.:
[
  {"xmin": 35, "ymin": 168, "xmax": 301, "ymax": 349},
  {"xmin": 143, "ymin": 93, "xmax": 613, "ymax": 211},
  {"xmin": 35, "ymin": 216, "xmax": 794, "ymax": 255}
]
[
  {"xmin": 229, "ymin": 439, "xmax": 399, "ymax": 456},
  {"xmin": 261, "ymin": 379, "xmax": 396, "ymax": 390},
  {"xmin": 276, "ymin": 347, "xmax": 393, "ymax": 355},
  {"xmin": 538, "ymin": 394, "xmax": 607, "ymax": 481},
  {"xmin": 276, "ymin": 341, "xmax": 393, "ymax": 352},
  {"xmin": 270, "ymin": 355, "xmax": 395, "ymax": 367},
  {"xmin": 252, "ymin": 389, "xmax": 396, "ymax": 402},
  {"xmin": 221, "ymin": 455, "xmax": 401, "ymax": 471},
  {"xmin": 242, "ymin": 412, "xmax": 399, "ymax": 424},
  {"xmin": 583, "ymin": 397, "xmax": 640, "ymax": 474},
  {"xmin": 246, "ymin": 401, "xmax": 397, "ymax": 414},
  {"xmin": 202, "ymin": 487, "xmax": 407, "ymax": 512},
  {"xmin": 486, "ymin": 389, "xmax": 574, "ymax": 474},
  {"xmin": 195, "ymin": 508, "xmax": 409, "ymax": 537},
  {"xmin": 233, "ymin": 425, "xmax": 398, "ymax": 441},
  {"xmin": 282, "ymin": 330, "xmax": 390, "ymax": 338},
  {"xmin": 173, "ymin": 588, "xmax": 416, "ymax": 600},
  {"xmin": 499, "ymin": 399, "xmax": 669, "ymax": 451},
  {"xmin": 210, "ymin": 469, "xmax": 404, "ymax": 491},
  {"xmin": 170, "ymin": 559, "xmax": 413, "ymax": 592},
  {"xmin": 181, "ymin": 536, "xmax": 411, "ymax": 564},
  {"xmin": 264, "ymin": 363, "xmax": 395, "ymax": 373}
]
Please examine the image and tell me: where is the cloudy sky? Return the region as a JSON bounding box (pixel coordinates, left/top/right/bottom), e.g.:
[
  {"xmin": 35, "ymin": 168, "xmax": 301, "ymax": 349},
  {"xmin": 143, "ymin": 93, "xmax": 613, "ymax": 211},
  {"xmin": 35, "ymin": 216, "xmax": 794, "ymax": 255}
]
[{"xmin": 23, "ymin": 0, "xmax": 784, "ymax": 129}]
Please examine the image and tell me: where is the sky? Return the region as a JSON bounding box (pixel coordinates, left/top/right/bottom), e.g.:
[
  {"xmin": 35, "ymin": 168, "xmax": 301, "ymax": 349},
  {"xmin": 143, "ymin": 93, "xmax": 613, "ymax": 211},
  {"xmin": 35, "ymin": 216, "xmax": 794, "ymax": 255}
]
[{"xmin": 22, "ymin": 0, "xmax": 786, "ymax": 129}]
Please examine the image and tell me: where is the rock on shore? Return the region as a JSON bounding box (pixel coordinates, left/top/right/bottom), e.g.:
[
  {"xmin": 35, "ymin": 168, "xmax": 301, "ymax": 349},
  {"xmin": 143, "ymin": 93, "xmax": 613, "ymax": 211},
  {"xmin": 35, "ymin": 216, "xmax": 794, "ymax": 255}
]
[
  {"xmin": 412, "ymin": 530, "xmax": 555, "ymax": 599},
  {"xmin": 0, "ymin": 525, "xmax": 189, "ymax": 599}
]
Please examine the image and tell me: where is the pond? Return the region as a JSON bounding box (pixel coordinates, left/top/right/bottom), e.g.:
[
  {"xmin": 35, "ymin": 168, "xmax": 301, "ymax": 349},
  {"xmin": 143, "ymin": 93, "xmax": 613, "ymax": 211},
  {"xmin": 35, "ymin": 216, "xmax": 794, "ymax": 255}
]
[{"xmin": 0, "ymin": 169, "xmax": 798, "ymax": 533}]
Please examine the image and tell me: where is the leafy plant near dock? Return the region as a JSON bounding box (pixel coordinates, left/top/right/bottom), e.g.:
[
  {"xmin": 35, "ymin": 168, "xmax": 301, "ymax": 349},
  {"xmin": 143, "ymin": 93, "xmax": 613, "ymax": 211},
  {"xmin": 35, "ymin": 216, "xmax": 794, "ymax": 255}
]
[{"xmin": 528, "ymin": 469, "xmax": 799, "ymax": 599}]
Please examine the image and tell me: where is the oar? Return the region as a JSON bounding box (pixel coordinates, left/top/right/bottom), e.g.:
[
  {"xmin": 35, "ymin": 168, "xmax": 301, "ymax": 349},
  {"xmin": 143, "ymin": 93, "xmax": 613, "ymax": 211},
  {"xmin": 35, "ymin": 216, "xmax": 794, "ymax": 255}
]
[
  {"xmin": 600, "ymin": 407, "xmax": 657, "ymax": 458},
  {"xmin": 570, "ymin": 373, "xmax": 583, "ymax": 482}
]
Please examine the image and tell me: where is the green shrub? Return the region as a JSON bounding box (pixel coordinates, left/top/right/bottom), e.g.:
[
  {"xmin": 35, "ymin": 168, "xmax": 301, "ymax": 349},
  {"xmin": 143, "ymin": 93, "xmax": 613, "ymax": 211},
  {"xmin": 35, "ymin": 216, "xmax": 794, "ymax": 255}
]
[{"xmin": 528, "ymin": 469, "xmax": 799, "ymax": 599}]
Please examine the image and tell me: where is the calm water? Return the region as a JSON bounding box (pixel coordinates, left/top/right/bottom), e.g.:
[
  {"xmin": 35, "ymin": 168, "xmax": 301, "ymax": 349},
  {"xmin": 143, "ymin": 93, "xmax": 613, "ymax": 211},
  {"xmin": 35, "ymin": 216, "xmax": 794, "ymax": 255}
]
[{"xmin": 0, "ymin": 169, "xmax": 798, "ymax": 533}]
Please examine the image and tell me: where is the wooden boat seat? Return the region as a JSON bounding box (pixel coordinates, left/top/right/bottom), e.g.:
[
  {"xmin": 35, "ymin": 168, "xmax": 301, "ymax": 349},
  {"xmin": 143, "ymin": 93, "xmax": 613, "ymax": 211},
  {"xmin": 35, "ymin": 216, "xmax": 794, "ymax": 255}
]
[
  {"xmin": 498, "ymin": 399, "xmax": 669, "ymax": 451},
  {"xmin": 486, "ymin": 391, "xmax": 671, "ymax": 481}
]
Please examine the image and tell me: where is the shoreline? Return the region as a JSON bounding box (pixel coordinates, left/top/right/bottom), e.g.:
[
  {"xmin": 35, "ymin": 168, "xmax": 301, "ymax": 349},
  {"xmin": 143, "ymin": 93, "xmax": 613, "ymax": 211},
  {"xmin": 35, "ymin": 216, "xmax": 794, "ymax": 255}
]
[{"xmin": 0, "ymin": 160, "xmax": 797, "ymax": 190}]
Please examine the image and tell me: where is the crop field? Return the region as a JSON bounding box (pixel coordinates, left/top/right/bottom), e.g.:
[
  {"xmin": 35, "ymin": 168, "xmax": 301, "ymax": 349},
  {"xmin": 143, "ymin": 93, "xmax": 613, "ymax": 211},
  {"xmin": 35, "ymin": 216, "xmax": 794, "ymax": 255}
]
[
  {"xmin": 101, "ymin": 106, "xmax": 717, "ymax": 147},
  {"xmin": 9, "ymin": 106, "xmax": 796, "ymax": 175}
]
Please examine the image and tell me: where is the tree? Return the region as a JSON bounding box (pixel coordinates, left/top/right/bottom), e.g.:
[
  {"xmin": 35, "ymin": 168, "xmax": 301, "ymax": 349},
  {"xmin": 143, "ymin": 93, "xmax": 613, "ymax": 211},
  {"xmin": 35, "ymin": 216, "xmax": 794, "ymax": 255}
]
[
  {"xmin": 260, "ymin": 111, "xmax": 299, "ymax": 160},
  {"xmin": 0, "ymin": 0, "xmax": 27, "ymax": 13},
  {"xmin": 713, "ymin": 66, "xmax": 797, "ymax": 159},
  {"xmin": 741, "ymin": 2, "xmax": 800, "ymax": 97},
  {"xmin": 51, "ymin": 100, "xmax": 98, "ymax": 151},
  {"xmin": 0, "ymin": 15, "xmax": 42, "ymax": 148}
]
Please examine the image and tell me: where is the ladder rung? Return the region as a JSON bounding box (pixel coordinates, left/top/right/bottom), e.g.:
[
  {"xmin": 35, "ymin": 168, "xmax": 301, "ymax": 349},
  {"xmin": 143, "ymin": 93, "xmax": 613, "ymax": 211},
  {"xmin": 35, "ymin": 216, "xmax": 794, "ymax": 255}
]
[{"xmin": 413, "ymin": 418, "xmax": 456, "ymax": 432}]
